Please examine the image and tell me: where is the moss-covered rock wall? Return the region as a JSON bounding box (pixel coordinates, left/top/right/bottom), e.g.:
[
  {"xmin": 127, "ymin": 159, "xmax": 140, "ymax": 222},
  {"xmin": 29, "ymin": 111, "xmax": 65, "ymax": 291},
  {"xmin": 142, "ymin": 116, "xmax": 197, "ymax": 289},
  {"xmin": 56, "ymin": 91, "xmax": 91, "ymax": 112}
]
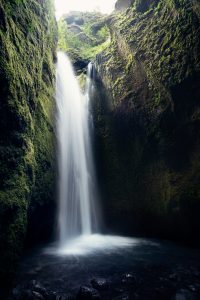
[
  {"xmin": 0, "ymin": 0, "xmax": 57, "ymax": 291},
  {"xmin": 93, "ymin": 0, "xmax": 200, "ymax": 244}
]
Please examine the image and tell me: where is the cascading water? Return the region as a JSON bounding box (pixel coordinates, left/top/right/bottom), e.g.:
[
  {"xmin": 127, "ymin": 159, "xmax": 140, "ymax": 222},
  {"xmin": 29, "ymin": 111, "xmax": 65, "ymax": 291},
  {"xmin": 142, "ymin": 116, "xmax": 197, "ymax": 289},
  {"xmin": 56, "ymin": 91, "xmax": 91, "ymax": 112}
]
[
  {"xmin": 54, "ymin": 52, "xmax": 136, "ymax": 256},
  {"xmin": 56, "ymin": 52, "xmax": 99, "ymax": 246}
]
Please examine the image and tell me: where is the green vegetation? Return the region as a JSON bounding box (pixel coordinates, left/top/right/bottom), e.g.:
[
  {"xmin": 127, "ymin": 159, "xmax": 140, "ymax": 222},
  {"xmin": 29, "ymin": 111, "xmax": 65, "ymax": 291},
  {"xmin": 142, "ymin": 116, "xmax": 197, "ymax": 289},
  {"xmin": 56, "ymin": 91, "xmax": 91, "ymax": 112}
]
[
  {"xmin": 0, "ymin": 0, "xmax": 57, "ymax": 289},
  {"xmin": 58, "ymin": 12, "xmax": 110, "ymax": 62},
  {"xmin": 94, "ymin": 0, "xmax": 200, "ymax": 243}
]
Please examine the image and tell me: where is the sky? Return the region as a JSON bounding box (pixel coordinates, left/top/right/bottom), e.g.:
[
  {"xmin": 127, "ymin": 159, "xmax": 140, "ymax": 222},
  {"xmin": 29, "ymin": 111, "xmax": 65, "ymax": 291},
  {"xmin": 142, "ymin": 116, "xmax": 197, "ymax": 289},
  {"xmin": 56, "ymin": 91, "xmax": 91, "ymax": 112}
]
[{"xmin": 55, "ymin": 0, "xmax": 117, "ymax": 19}]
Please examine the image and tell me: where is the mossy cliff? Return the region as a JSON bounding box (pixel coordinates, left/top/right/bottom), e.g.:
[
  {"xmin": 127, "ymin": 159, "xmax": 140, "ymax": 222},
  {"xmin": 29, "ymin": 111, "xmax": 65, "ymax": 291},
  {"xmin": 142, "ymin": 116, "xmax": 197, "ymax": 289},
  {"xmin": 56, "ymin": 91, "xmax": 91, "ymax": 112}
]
[
  {"xmin": 0, "ymin": 0, "xmax": 57, "ymax": 291},
  {"xmin": 93, "ymin": 0, "xmax": 200, "ymax": 244}
]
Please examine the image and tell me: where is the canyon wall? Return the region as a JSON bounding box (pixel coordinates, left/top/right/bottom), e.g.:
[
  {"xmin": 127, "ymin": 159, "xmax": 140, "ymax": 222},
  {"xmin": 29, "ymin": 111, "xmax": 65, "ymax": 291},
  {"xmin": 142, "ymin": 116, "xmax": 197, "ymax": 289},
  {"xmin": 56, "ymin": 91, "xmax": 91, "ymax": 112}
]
[
  {"xmin": 93, "ymin": 0, "xmax": 200, "ymax": 244},
  {"xmin": 0, "ymin": 0, "xmax": 57, "ymax": 290}
]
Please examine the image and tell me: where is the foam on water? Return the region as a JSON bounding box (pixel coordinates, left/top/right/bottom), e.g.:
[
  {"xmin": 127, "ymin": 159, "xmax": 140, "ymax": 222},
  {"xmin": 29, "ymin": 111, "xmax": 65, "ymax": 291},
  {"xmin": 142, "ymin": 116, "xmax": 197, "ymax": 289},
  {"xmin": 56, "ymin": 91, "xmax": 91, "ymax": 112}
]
[{"xmin": 58, "ymin": 234, "xmax": 139, "ymax": 255}]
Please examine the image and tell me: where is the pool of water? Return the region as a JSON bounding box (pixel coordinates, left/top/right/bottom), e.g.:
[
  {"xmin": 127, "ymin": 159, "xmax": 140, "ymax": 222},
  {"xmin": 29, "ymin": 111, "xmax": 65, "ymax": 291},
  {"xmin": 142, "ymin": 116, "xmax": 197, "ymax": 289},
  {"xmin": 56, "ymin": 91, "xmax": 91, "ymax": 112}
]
[{"xmin": 12, "ymin": 235, "xmax": 200, "ymax": 299}]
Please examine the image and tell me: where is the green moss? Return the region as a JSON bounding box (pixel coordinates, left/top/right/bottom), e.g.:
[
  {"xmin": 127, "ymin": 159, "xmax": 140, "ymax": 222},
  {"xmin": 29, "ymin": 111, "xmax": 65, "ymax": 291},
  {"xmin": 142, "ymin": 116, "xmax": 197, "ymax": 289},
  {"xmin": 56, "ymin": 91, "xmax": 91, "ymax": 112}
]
[
  {"xmin": 77, "ymin": 73, "xmax": 87, "ymax": 92},
  {"xmin": 125, "ymin": 54, "xmax": 134, "ymax": 73},
  {"xmin": 0, "ymin": 0, "xmax": 57, "ymax": 290},
  {"xmin": 94, "ymin": 0, "xmax": 200, "ymax": 242}
]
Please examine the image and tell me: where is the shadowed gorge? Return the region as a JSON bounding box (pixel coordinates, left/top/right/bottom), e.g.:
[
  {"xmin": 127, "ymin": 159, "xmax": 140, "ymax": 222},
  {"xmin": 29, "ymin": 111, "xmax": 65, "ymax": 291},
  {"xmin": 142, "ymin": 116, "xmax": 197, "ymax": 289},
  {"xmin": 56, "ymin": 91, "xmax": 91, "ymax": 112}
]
[
  {"xmin": 0, "ymin": 0, "xmax": 200, "ymax": 299},
  {"xmin": 93, "ymin": 0, "xmax": 200, "ymax": 244},
  {"xmin": 0, "ymin": 0, "xmax": 57, "ymax": 293}
]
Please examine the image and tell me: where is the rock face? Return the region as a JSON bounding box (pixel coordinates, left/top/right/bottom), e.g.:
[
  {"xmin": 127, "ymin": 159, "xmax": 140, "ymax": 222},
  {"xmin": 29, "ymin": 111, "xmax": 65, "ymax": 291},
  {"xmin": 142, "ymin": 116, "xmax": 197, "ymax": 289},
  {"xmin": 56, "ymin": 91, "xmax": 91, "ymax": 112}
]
[
  {"xmin": 93, "ymin": 0, "xmax": 200, "ymax": 244},
  {"xmin": 172, "ymin": 289, "xmax": 198, "ymax": 300},
  {"xmin": 77, "ymin": 286, "xmax": 100, "ymax": 299},
  {"xmin": 115, "ymin": 0, "xmax": 133, "ymax": 11},
  {"xmin": 0, "ymin": 0, "xmax": 57, "ymax": 291}
]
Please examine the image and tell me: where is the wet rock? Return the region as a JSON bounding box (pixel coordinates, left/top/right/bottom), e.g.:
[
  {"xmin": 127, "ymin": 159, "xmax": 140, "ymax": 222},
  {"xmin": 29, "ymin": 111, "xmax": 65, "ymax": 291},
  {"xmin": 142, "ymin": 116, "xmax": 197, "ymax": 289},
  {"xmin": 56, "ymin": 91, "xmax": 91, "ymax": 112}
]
[
  {"xmin": 172, "ymin": 289, "xmax": 198, "ymax": 300},
  {"xmin": 12, "ymin": 282, "xmax": 54, "ymax": 300},
  {"xmin": 29, "ymin": 280, "xmax": 37, "ymax": 287},
  {"xmin": 73, "ymin": 59, "xmax": 89, "ymax": 74},
  {"xmin": 20, "ymin": 289, "xmax": 34, "ymax": 300},
  {"xmin": 114, "ymin": 287, "xmax": 124, "ymax": 294},
  {"xmin": 115, "ymin": 0, "xmax": 133, "ymax": 11},
  {"xmin": 187, "ymin": 285, "xmax": 198, "ymax": 293},
  {"xmin": 91, "ymin": 278, "xmax": 110, "ymax": 290},
  {"xmin": 33, "ymin": 282, "xmax": 48, "ymax": 297},
  {"xmin": 27, "ymin": 280, "xmax": 49, "ymax": 298},
  {"xmin": 194, "ymin": 271, "xmax": 200, "ymax": 278},
  {"xmin": 122, "ymin": 273, "xmax": 136, "ymax": 284},
  {"xmin": 32, "ymin": 291, "xmax": 45, "ymax": 300},
  {"xmin": 13, "ymin": 288, "xmax": 44, "ymax": 300},
  {"xmin": 55, "ymin": 295, "xmax": 69, "ymax": 300},
  {"xmin": 76, "ymin": 286, "xmax": 100, "ymax": 299},
  {"xmin": 113, "ymin": 293, "xmax": 130, "ymax": 300},
  {"xmin": 169, "ymin": 273, "xmax": 179, "ymax": 280},
  {"xmin": 12, "ymin": 286, "xmax": 21, "ymax": 299},
  {"xmin": 45, "ymin": 292, "xmax": 57, "ymax": 300}
]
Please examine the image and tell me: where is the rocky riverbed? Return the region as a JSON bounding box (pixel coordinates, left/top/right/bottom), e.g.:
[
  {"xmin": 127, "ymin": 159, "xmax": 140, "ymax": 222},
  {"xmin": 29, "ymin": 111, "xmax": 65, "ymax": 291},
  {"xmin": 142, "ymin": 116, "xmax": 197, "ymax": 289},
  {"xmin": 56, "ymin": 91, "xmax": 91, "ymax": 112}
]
[{"xmin": 10, "ymin": 236, "xmax": 200, "ymax": 300}]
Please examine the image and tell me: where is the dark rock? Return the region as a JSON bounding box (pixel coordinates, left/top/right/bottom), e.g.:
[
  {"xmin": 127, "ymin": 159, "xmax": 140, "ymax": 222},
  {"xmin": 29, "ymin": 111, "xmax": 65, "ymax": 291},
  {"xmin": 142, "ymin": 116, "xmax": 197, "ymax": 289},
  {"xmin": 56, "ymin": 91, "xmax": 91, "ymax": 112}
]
[
  {"xmin": 91, "ymin": 278, "xmax": 110, "ymax": 290},
  {"xmin": 68, "ymin": 25, "xmax": 82, "ymax": 34},
  {"xmin": 113, "ymin": 294, "xmax": 130, "ymax": 300},
  {"xmin": 135, "ymin": 0, "xmax": 159, "ymax": 13},
  {"xmin": 169, "ymin": 273, "xmax": 179, "ymax": 281},
  {"xmin": 32, "ymin": 291, "xmax": 45, "ymax": 300},
  {"xmin": 76, "ymin": 286, "xmax": 100, "ymax": 299},
  {"xmin": 73, "ymin": 58, "xmax": 89, "ymax": 74},
  {"xmin": 45, "ymin": 292, "xmax": 57, "ymax": 300},
  {"xmin": 122, "ymin": 273, "xmax": 137, "ymax": 285},
  {"xmin": 55, "ymin": 295, "xmax": 69, "ymax": 300},
  {"xmin": 172, "ymin": 289, "xmax": 198, "ymax": 300},
  {"xmin": 32, "ymin": 281, "xmax": 48, "ymax": 297},
  {"xmin": 115, "ymin": 0, "xmax": 133, "ymax": 10},
  {"xmin": 12, "ymin": 286, "xmax": 21, "ymax": 299},
  {"xmin": 20, "ymin": 289, "xmax": 34, "ymax": 300}
]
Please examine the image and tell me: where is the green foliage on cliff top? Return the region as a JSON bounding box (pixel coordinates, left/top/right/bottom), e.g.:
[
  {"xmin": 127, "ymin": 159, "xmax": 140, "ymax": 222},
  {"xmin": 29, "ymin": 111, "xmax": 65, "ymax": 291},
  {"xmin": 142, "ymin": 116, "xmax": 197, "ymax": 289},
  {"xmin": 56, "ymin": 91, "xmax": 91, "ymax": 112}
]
[{"xmin": 58, "ymin": 12, "xmax": 110, "ymax": 61}]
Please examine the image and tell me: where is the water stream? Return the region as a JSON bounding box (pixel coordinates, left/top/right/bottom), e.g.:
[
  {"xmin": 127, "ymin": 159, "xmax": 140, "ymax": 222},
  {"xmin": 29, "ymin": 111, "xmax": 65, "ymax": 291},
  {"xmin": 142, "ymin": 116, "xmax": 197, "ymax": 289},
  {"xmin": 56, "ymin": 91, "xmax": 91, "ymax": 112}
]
[
  {"xmin": 55, "ymin": 52, "xmax": 140, "ymax": 255},
  {"xmin": 56, "ymin": 52, "xmax": 98, "ymax": 246}
]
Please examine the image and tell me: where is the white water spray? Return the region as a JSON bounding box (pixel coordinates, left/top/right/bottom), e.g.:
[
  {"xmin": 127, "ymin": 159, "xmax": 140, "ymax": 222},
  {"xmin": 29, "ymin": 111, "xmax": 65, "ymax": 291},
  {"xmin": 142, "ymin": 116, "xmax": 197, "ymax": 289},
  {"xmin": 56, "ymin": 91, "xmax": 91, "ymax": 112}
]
[{"xmin": 56, "ymin": 52, "xmax": 98, "ymax": 246}]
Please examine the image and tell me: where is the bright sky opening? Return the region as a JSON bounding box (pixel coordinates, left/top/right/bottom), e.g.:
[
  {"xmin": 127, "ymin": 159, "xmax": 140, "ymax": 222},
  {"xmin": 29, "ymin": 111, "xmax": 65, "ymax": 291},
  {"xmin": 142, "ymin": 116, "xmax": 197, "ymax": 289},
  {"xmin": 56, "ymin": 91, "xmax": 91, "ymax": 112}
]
[{"xmin": 55, "ymin": 0, "xmax": 117, "ymax": 19}]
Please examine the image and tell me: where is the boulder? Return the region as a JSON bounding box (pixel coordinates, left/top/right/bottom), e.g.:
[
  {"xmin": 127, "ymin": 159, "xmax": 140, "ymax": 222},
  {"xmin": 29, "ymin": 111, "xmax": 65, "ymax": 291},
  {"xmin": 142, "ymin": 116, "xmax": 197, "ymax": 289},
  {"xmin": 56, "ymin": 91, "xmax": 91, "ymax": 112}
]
[
  {"xmin": 76, "ymin": 286, "xmax": 100, "ymax": 299},
  {"xmin": 172, "ymin": 289, "xmax": 198, "ymax": 300},
  {"xmin": 91, "ymin": 278, "xmax": 110, "ymax": 290},
  {"xmin": 32, "ymin": 291, "xmax": 45, "ymax": 300}
]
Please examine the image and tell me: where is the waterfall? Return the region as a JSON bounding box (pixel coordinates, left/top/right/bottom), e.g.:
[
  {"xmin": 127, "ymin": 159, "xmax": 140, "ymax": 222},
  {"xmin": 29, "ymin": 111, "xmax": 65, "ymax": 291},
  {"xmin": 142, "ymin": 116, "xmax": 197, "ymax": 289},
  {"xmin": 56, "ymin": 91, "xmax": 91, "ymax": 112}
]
[{"xmin": 56, "ymin": 52, "xmax": 99, "ymax": 246}]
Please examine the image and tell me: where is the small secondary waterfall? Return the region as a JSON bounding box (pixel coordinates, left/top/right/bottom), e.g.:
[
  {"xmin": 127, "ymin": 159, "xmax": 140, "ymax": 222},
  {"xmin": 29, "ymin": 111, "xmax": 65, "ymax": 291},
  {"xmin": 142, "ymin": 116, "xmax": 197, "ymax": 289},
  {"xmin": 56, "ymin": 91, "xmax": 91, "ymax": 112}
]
[{"xmin": 56, "ymin": 52, "xmax": 99, "ymax": 246}]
